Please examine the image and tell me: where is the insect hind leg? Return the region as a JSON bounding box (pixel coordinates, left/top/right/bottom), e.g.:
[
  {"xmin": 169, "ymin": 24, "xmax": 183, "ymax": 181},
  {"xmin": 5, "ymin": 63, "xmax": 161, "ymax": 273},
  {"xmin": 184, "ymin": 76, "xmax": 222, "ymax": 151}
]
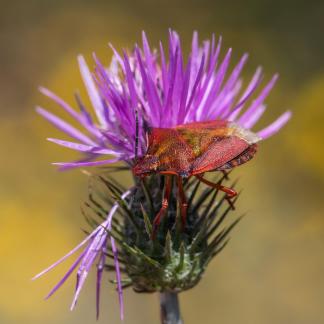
[
  {"xmin": 220, "ymin": 170, "xmax": 230, "ymax": 180},
  {"xmin": 195, "ymin": 174, "xmax": 237, "ymax": 210}
]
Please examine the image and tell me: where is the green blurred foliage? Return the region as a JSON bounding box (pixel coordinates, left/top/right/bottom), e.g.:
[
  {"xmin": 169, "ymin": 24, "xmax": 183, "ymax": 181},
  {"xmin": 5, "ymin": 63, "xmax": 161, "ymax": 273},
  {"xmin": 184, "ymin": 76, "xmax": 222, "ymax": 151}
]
[{"xmin": 1, "ymin": 0, "xmax": 324, "ymax": 323}]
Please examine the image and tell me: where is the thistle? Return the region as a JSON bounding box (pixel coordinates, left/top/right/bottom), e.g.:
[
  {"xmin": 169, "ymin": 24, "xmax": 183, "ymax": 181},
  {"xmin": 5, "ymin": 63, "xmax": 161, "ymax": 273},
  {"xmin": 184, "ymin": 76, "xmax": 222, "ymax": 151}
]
[{"xmin": 33, "ymin": 30, "xmax": 291, "ymax": 323}]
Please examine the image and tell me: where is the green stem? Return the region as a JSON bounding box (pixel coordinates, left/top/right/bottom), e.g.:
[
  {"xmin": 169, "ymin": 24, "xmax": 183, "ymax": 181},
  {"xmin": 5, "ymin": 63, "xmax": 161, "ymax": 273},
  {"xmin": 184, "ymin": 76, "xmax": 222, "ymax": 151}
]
[{"xmin": 159, "ymin": 292, "xmax": 183, "ymax": 324}]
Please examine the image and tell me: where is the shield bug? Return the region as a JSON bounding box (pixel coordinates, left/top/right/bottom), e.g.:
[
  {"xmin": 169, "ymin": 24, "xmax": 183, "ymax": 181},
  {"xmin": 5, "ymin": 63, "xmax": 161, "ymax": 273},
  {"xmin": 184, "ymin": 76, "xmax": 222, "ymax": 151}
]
[{"xmin": 132, "ymin": 120, "xmax": 261, "ymax": 237}]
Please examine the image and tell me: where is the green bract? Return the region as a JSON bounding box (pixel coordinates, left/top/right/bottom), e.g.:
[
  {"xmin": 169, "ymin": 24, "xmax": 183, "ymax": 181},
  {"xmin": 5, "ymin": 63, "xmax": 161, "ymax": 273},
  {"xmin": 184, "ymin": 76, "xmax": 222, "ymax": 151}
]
[{"xmin": 84, "ymin": 172, "xmax": 242, "ymax": 294}]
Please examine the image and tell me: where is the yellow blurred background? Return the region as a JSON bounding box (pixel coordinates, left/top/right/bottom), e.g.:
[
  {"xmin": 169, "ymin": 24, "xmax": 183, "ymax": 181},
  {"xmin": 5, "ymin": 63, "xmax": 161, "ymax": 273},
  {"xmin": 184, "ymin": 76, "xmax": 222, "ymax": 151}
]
[{"xmin": 1, "ymin": 1, "xmax": 324, "ymax": 323}]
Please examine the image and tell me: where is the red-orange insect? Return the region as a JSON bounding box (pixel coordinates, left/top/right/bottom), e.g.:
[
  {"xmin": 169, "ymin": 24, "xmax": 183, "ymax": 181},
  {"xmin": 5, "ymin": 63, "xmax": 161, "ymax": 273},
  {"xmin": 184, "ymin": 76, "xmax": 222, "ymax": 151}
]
[{"xmin": 132, "ymin": 120, "xmax": 260, "ymax": 236}]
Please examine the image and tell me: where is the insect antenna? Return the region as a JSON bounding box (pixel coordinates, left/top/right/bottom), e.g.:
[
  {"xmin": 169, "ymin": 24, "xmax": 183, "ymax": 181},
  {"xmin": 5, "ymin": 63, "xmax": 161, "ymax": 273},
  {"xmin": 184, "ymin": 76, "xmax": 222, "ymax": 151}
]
[
  {"xmin": 133, "ymin": 107, "xmax": 149, "ymax": 211},
  {"xmin": 140, "ymin": 114, "xmax": 152, "ymax": 147},
  {"xmin": 134, "ymin": 108, "xmax": 139, "ymax": 162}
]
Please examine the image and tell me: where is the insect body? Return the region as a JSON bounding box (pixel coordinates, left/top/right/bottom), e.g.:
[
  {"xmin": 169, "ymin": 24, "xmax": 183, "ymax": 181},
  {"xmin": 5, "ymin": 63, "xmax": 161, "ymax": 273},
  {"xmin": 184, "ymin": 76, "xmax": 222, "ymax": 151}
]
[{"xmin": 133, "ymin": 120, "xmax": 261, "ymax": 237}]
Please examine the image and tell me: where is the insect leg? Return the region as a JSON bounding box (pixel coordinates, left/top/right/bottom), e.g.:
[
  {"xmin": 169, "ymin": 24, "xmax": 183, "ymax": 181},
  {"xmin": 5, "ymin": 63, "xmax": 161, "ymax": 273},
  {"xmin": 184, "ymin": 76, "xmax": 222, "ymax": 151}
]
[
  {"xmin": 177, "ymin": 176, "xmax": 188, "ymax": 228},
  {"xmin": 195, "ymin": 174, "xmax": 236, "ymax": 209},
  {"xmin": 221, "ymin": 170, "xmax": 229, "ymax": 180},
  {"xmin": 152, "ymin": 176, "xmax": 172, "ymax": 239}
]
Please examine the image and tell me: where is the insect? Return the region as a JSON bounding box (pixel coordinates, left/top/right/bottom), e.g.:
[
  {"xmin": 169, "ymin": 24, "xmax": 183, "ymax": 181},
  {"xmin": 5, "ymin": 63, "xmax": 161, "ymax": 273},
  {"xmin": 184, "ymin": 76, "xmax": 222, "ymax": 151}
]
[{"xmin": 132, "ymin": 120, "xmax": 261, "ymax": 237}]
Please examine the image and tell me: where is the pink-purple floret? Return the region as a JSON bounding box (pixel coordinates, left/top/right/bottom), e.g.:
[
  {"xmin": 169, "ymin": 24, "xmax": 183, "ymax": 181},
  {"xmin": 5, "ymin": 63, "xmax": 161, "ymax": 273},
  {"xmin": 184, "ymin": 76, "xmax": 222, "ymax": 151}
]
[{"xmin": 34, "ymin": 30, "xmax": 291, "ymax": 319}]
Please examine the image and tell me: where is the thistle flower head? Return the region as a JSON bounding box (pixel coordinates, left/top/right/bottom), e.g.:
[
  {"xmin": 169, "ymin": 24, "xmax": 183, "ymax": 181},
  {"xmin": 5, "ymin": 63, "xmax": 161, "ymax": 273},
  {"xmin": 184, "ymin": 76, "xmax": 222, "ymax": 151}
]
[
  {"xmin": 34, "ymin": 30, "xmax": 291, "ymax": 321},
  {"xmin": 37, "ymin": 30, "xmax": 291, "ymax": 169}
]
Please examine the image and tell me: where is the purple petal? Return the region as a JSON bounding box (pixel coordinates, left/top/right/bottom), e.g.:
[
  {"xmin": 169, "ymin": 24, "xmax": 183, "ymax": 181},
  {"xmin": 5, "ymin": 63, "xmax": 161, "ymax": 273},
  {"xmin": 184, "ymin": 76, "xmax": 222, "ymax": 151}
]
[
  {"xmin": 191, "ymin": 31, "xmax": 199, "ymax": 65},
  {"xmin": 71, "ymin": 227, "xmax": 108, "ymax": 310},
  {"xmin": 45, "ymin": 247, "xmax": 89, "ymax": 299},
  {"xmin": 39, "ymin": 87, "xmax": 83, "ymax": 124},
  {"xmin": 164, "ymin": 46, "xmax": 179, "ymax": 125},
  {"xmin": 184, "ymin": 54, "xmax": 205, "ymax": 122},
  {"xmin": 142, "ymin": 31, "xmax": 156, "ymax": 82},
  {"xmin": 159, "ymin": 41, "xmax": 168, "ymax": 103},
  {"xmin": 241, "ymin": 104, "xmax": 266, "ymax": 129},
  {"xmin": 202, "ymin": 40, "xmax": 211, "ymax": 68},
  {"xmin": 71, "ymin": 268, "xmax": 89, "ymax": 310},
  {"xmin": 221, "ymin": 53, "xmax": 248, "ymax": 95},
  {"xmin": 57, "ymin": 190, "xmax": 131, "ymax": 311},
  {"xmin": 56, "ymin": 155, "xmax": 102, "ymax": 171},
  {"xmin": 171, "ymin": 38, "xmax": 185, "ymax": 118},
  {"xmin": 47, "ymin": 138, "xmax": 121, "ymax": 156},
  {"xmin": 197, "ymin": 48, "xmax": 232, "ymax": 119},
  {"xmin": 108, "ymin": 43, "xmax": 125, "ymax": 71},
  {"xmin": 105, "ymin": 189, "xmax": 133, "ymax": 320},
  {"xmin": 216, "ymin": 80, "xmax": 243, "ymax": 119},
  {"xmin": 178, "ymin": 55, "xmax": 192, "ymax": 123},
  {"xmin": 135, "ymin": 46, "xmax": 162, "ymax": 124},
  {"xmin": 36, "ymin": 106, "xmax": 96, "ymax": 146},
  {"xmin": 70, "ymin": 190, "xmax": 131, "ymax": 312},
  {"xmin": 111, "ymin": 237, "xmax": 124, "ymax": 320},
  {"xmin": 123, "ymin": 51, "xmax": 138, "ymax": 109},
  {"xmin": 208, "ymin": 35, "xmax": 222, "ymax": 73},
  {"xmin": 238, "ymin": 74, "xmax": 278, "ymax": 124},
  {"xmin": 96, "ymin": 250, "xmax": 106, "ymax": 320},
  {"xmin": 40, "ymin": 87, "xmax": 101, "ymax": 140},
  {"xmin": 227, "ymin": 67, "xmax": 263, "ymax": 121},
  {"xmin": 94, "ymin": 58, "xmax": 126, "ymax": 126},
  {"xmin": 78, "ymin": 55, "xmax": 108, "ymax": 127},
  {"xmin": 32, "ymin": 229, "xmax": 98, "ymax": 280},
  {"xmin": 52, "ymin": 157, "xmax": 121, "ymax": 168},
  {"xmin": 257, "ymin": 110, "xmax": 292, "ymax": 139},
  {"xmin": 70, "ymin": 189, "xmax": 132, "ymax": 310}
]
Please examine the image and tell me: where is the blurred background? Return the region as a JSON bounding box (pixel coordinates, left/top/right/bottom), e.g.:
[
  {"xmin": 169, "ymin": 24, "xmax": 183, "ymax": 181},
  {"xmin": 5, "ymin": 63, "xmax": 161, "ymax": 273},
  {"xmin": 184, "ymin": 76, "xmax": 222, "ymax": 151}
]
[{"xmin": 1, "ymin": 0, "xmax": 324, "ymax": 323}]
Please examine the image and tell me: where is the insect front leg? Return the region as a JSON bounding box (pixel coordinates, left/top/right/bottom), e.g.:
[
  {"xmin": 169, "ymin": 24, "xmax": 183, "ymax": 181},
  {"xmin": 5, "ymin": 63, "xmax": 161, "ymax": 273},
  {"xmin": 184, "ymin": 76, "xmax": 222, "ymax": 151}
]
[
  {"xmin": 177, "ymin": 176, "xmax": 188, "ymax": 228},
  {"xmin": 151, "ymin": 175, "xmax": 172, "ymax": 239},
  {"xmin": 195, "ymin": 174, "xmax": 237, "ymax": 210}
]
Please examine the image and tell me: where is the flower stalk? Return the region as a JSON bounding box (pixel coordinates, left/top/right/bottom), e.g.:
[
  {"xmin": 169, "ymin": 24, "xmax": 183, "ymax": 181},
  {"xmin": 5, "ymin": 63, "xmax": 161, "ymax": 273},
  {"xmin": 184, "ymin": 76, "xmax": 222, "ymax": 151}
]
[{"xmin": 160, "ymin": 292, "xmax": 183, "ymax": 324}]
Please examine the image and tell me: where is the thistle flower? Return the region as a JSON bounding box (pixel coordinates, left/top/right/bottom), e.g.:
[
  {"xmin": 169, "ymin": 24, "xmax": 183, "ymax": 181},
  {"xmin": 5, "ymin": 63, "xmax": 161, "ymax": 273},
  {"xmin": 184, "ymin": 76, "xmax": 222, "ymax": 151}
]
[
  {"xmin": 37, "ymin": 30, "xmax": 291, "ymax": 169},
  {"xmin": 34, "ymin": 30, "xmax": 291, "ymax": 322}
]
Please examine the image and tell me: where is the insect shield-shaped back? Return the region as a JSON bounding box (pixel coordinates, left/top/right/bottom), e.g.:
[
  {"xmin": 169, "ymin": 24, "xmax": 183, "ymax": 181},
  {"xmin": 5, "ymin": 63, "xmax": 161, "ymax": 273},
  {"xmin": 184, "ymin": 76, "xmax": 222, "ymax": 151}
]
[{"xmin": 133, "ymin": 120, "xmax": 261, "ymax": 178}]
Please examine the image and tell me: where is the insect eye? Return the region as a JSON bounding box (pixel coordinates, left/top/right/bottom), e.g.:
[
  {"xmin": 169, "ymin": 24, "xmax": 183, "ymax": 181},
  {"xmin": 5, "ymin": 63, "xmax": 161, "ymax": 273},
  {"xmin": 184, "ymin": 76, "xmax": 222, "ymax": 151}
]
[
  {"xmin": 147, "ymin": 156, "xmax": 159, "ymax": 170},
  {"xmin": 148, "ymin": 155, "xmax": 158, "ymax": 163}
]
